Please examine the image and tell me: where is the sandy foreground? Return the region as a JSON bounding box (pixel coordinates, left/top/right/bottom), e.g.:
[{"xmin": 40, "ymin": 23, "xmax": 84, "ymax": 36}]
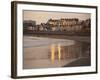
[{"xmin": 23, "ymin": 36, "xmax": 79, "ymax": 69}]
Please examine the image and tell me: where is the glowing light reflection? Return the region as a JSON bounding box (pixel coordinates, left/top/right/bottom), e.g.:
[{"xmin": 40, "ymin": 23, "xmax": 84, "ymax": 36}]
[
  {"xmin": 51, "ymin": 44, "xmax": 55, "ymax": 63},
  {"xmin": 51, "ymin": 44, "xmax": 61, "ymax": 63},
  {"xmin": 58, "ymin": 44, "xmax": 61, "ymax": 62}
]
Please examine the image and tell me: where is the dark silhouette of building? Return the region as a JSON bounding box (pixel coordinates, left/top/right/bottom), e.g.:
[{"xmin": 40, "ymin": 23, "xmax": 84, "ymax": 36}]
[{"xmin": 23, "ymin": 20, "xmax": 36, "ymax": 31}]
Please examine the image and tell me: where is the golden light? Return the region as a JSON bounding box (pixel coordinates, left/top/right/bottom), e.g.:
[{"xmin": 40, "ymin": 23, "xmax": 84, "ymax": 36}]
[
  {"xmin": 51, "ymin": 44, "xmax": 55, "ymax": 64},
  {"xmin": 58, "ymin": 44, "xmax": 61, "ymax": 62}
]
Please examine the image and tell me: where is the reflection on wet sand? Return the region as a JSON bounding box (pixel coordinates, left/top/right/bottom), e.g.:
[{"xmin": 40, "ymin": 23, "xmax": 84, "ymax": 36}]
[
  {"xmin": 23, "ymin": 36, "xmax": 90, "ymax": 69},
  {"xmin": 51, "ymin": 44, "xmax": 55, "ymax": 64},
  {"xmin": 51, "ymin": 44, "xmax": 61, "ymax": 63},
  {"xmin": 58, "ymin": 44, "xmax": 61, "ymax": 62}
]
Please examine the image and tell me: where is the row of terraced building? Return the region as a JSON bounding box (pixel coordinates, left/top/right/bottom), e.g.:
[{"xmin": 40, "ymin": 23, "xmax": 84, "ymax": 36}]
[{"xmin": 23, "ymin": 18, "xmax": 90, "ymax": 32}]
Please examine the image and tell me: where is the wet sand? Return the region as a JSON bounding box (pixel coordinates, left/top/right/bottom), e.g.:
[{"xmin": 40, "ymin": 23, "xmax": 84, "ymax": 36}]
[
  {"xmin": 23, "ymin": 35, "xmax": 90, "ymax": 69},
  {"xmin": 63, "ymin": 57, "xmax": 91, "ymax": 67}
]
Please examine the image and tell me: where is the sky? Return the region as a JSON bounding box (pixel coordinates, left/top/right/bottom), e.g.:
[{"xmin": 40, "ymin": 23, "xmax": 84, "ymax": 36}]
[{"xmin": 23, "ymin": 10, "xmax": 91, "ymax": 24}]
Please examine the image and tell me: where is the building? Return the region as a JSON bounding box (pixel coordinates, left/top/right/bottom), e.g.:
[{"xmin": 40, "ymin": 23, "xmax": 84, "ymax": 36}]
[
  {"xmin": 47, "ymin": 18, "xmax": 84, "ymax": 31},
  {"xmin": 23, "ymin": 18, "xmax": 90, "ymax": 32},
  {"xmin": 23, "ymin": 20, "xmax": 36, "ymax": 31}
]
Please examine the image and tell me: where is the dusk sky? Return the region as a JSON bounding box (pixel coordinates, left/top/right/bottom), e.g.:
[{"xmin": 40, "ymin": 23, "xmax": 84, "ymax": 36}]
[{"xmin": 23, "ymin": 10, "xmax": 91, "ymax": 24}]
